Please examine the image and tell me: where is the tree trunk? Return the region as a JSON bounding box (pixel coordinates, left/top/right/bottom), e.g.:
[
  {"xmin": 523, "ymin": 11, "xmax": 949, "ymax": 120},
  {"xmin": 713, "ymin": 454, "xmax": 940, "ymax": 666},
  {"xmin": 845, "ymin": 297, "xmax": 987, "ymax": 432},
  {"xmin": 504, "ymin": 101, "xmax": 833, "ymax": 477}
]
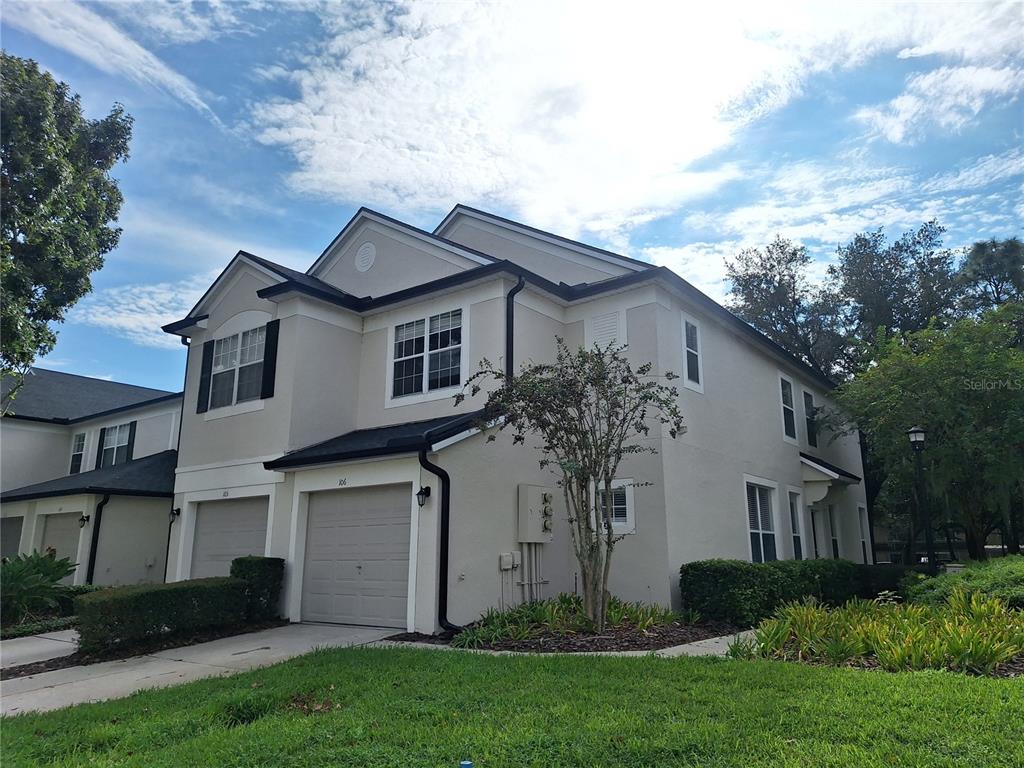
[{"xmin": 964, "ymin": 524, "xmax": 987, "ymax": 561}]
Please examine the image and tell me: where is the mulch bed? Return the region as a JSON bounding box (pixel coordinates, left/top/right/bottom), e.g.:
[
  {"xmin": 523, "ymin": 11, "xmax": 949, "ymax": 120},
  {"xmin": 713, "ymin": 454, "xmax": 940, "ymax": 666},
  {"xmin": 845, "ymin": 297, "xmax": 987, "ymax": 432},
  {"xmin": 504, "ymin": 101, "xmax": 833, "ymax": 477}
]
[
  {"xmin": 388, "ymin": 621, "xmax": 742, "ymax": 653},
  {"xmin": 1, "ymin": 619, "xmax": 288, "ymax": 681}
]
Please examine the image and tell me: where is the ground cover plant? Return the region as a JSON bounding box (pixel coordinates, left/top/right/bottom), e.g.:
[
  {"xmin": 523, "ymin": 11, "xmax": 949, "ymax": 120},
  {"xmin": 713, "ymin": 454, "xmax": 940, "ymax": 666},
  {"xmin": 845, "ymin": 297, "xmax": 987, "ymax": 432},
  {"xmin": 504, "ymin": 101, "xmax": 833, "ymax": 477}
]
[
  {"xmin": 731, "ymin": 588, "xmax": 1024, "ymax": 676},
  {"xmin": 3, "ymin": 646, "xmax": 1021, "ymax": 767},
  {"xmin": 904, "ymin": 555, "xmax": 1024, "ymax": 609},
  {"xmin": 447, "ymin": 592, "xmax": 724, "ymax": 652}
]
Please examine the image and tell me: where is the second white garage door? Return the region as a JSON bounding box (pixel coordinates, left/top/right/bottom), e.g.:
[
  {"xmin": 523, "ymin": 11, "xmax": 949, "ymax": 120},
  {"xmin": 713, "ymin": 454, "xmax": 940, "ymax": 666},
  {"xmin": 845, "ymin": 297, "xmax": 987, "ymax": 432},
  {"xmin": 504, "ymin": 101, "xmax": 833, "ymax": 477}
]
[
  {"xmin": 302, "ymin": 484, "xmax": 411, "ymax": 628},
  {"xmin": 191, "ymin": 497, "xmax": 268, "ymax": 578}
]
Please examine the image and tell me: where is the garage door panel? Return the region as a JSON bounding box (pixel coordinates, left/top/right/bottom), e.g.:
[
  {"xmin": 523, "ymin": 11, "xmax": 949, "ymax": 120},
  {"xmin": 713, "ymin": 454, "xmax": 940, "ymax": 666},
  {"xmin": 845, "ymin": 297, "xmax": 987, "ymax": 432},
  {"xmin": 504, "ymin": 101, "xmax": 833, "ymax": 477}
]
[
  {"xmin": 191, "ymin": 498, "xmax": 268, "ymax": 579},
  {"xmin": 302, "ymin": 484, "xmax": 410, "ymax": 628}
]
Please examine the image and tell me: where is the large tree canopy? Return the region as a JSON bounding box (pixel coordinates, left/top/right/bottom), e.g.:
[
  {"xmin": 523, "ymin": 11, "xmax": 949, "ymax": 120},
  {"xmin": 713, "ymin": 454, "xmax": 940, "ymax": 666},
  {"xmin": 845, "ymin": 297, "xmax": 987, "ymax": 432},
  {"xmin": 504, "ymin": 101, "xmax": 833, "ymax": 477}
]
[
  {"xmin": 1, "ymin": 52, "xmax": 132, "ymax": 409},
  {"xmin": 959, "ymin": 237, "xmax": 1024, "ymax": 312},
  {"xmin": 831, "ymin": 304, "xmax": 1024, "ymax": 560}
]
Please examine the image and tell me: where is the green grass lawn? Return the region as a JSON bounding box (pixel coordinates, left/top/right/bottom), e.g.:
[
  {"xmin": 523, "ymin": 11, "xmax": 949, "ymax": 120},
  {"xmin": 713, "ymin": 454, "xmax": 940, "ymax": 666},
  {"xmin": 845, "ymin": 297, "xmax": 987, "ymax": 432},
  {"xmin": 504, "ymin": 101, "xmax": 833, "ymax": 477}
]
[{"xmin": 3, "ymin": 648, "xmax": 1020, "ymax": 767}]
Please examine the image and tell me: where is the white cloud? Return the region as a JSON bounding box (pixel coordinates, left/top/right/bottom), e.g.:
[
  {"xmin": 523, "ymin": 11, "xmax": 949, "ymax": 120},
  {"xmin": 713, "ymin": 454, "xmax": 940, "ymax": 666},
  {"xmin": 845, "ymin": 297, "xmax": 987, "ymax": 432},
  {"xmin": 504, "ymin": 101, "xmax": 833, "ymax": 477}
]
[
  {"xmin": 643, "ymin": 242, "xmax": 742, "ymax": 303},
  {"xmin": 921, "ymin": 147, "xmax": 1024, "ymax": 194},
  {"xmin": 249, "ymin": 0, "xmax": 1022, "ymax": 244},
  {"xmin": 856, "ymin": 66, "xmax": 1024, "ymax": 143},
  {"xmin": 4, "ymin": 0, "xmax": 221, "ymax": 124},
  {"xmin": 187, "ymin": 176, "xmax": 284, "ymax": 217},
  {"xmin": 101, "ymin": 0, "xmax": 255, "ymax": 45},
  {"xmin": 70, "ymin": 273, "xmax": 215, "ymax": 349}
]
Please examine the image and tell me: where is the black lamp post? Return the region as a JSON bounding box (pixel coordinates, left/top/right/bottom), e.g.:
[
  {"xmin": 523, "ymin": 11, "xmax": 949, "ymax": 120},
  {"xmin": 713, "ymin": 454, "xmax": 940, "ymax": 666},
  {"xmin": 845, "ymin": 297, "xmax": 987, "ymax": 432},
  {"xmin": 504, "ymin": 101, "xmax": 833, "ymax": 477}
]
[{"xmin": 908, "ymin": 426, "xmax": 938, "ymax": 572}]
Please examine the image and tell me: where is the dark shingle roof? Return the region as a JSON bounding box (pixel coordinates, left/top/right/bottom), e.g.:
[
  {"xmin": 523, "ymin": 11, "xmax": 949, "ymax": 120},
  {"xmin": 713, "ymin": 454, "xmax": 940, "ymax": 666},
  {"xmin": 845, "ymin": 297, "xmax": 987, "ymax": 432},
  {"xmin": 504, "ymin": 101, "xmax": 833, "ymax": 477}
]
[
  {"xmin": 2, "ymin": 368, "xmax": 179, "ymax": 423},
  {"xmin": 800, "ymin": 452, "xmax": 861, "ymax": 483},
  {"xmin": 0, "ymin": 450, "xmax": 177, "ymax": 502},
  {"xmin": 265, "ymin": 412, "xmax": 483, "ymax": 470}
]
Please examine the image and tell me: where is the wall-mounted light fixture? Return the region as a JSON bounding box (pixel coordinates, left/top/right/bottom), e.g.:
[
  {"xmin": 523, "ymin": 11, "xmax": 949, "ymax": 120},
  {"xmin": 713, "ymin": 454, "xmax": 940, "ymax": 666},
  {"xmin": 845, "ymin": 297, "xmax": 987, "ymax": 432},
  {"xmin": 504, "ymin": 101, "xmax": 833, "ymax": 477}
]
[
  {"xmin": 168, "ymin": 507, "xmax": 181, "ymax": 523},
  {"xmin": 415, "ymin": 486, "xmax": 431, "ymax": 508},
  {"xmin": 78, "ymin": 514, "xmax": 91, "ymax": 528}
]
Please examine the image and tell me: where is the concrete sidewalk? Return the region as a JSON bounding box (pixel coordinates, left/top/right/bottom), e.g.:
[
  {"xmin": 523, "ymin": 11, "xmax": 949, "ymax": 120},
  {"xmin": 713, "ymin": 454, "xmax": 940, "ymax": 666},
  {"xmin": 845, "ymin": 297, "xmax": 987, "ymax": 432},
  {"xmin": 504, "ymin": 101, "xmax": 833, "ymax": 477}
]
[
  {"xmin": 1, "ymin": 623, "xmax": 391, "ymax": 715},
  {"xmin": 1, "ymin": 630, "xmax": 79, "ymax": 669}
]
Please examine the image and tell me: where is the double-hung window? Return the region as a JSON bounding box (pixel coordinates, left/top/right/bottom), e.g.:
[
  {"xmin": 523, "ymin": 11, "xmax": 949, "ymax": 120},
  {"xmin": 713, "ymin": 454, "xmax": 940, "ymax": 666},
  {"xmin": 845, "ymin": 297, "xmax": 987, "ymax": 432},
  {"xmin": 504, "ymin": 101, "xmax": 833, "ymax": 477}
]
[
  {"xmin": 779, "ymin": 376, "xmax": 797, "ymax": 441},
  {"xmin": 392, "ymin": 309, "xmax": 462, "ymax": 398},
  {"xmin": 596, "ymin": 478, "xmax": 635, "ymax": 534},
  {"xmin": 69, "ymin": 433, "xmax": 86, "ymax": 474},
  {"xmin": 682, "ymin": 316, "xmax": 703, "ymax": 392},
  {"xmin": 828, "ymin": 504, "xmax": 841, "ymax": 559},
  {"xmin": 803, "ymin": 391, "xmax": 818, "ymax": 447},
  {"xmin": 100, "ymin": 423, "xmax": 131, "ymax": 468},
  {"xmin": 746, "ymin": 483, "xmax": 776, "ymax": 563},
  {"xmin": 210, "ymin": 327, "xmax": 265, "ymax": 409},
  {"xmin": 788, "ymin": 491, "xmax": 803, "ymax": 560}
]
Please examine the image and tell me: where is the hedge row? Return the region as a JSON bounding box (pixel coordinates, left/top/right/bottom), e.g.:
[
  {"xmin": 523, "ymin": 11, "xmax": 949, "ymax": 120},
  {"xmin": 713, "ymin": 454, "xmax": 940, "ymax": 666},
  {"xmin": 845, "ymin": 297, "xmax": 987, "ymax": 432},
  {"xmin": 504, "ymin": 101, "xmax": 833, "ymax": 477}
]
[
  {"xmin": 76, "ymin": 577, "xmax": 247, "ymax": 653},
  {"xmin": 230, "ymin": 556, "xmax": 285, "ymax": 621},
  {"xmin": 679, "ymin": 558, "xmax": 915, "ymax": 627}
]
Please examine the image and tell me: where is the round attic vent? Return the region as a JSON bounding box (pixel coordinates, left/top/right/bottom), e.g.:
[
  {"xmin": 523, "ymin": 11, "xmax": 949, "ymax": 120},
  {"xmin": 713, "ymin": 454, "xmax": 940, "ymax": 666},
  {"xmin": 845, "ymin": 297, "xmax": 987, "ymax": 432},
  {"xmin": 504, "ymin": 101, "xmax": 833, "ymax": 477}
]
[{"xmin": 355, "ymin": 242, "xmax": 376, "ymax": 272}]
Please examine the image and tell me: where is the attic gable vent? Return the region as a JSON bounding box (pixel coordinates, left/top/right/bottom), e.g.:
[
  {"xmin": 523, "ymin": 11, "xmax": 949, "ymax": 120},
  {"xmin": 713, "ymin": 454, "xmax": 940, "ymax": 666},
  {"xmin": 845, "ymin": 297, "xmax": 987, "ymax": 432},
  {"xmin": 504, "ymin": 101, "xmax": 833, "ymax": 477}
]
[
  {"xmin": 355, "ymin": 242, "xmax": 376, "ymax": 272},
  {"xmin": 592, "ymin": 311, "xmax": 619, "ymax": 348}
]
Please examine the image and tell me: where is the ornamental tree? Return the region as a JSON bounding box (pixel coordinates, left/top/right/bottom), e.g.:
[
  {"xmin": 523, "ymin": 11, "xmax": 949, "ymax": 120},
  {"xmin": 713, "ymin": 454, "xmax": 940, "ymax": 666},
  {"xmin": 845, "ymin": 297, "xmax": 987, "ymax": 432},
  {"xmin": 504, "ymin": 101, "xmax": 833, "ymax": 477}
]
[
  {"xmin": 1, "ymin": 52, "xmax": 133, "ymax": 411},
  {"xmin": 456, "ymin": 339, "xmax": 685, "ymax": 630}
]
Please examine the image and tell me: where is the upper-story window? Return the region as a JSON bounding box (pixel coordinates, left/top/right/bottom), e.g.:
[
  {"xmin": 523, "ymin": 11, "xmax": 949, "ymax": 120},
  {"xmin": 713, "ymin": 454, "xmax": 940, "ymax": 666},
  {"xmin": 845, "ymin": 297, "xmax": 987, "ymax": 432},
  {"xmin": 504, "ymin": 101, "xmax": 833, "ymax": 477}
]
[
  {"xmin": 392, "ymin": 309, "xmax": 462, "ymax": 398},
  {"xmin": 779, "ymin": 375, "xmax": 797, "ymax": 443},
  {"xmin": 803, "ymin": 390, "xmax": 818, "ymax": 447},
  {"xmin": 682, "ymin": 315, "xmax": 703, "ymax": 393},
  {"xmin": 210, "ymin": 327, "xmax": 265, "ymax": 409},
  {"xmin": 100, "ymin": 423, "xmax": 131, "ymax": 468},
  {"xmin": 69, "ymin": 433, "xmax": 85, "ymax": 474}
]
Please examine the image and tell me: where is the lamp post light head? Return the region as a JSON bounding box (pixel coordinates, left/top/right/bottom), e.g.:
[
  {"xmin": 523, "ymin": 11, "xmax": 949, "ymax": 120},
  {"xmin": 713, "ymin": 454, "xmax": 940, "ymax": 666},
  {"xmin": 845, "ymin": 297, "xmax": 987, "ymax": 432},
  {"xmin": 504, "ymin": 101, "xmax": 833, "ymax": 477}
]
[
  {"xmin": 415, "ymin": 486, "xmax": 431, "ymax": 508},
  {"xmin": 907, "ymin": 426, "xmax": 926, "ymax": 452}
]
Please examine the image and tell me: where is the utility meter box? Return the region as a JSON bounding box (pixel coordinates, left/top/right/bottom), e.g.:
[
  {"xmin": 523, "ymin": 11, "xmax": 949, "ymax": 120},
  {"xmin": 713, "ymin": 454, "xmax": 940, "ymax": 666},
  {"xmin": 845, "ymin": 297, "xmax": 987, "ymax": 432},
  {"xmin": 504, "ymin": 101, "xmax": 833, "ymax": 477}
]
[{"xmin": 518, "ymin": 484, "xmax": 555, "ymax": 543}]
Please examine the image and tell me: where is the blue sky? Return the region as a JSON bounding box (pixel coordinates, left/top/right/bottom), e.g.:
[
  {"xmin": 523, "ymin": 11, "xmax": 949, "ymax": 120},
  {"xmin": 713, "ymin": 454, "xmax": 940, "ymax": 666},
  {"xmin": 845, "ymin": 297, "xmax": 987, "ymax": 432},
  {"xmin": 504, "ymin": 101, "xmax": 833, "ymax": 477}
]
[{"xmin": 2, "ymin": 1, "xmax": 1021, "ymax": 392}]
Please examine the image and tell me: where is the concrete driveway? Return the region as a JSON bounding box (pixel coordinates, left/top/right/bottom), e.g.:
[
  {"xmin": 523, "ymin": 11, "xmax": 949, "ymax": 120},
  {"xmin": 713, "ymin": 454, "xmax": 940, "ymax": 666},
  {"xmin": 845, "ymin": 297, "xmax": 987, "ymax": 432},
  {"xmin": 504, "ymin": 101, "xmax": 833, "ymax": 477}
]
[{"xmin": 1, "ymin": 623, "xmax": 392, "ymax": 716}]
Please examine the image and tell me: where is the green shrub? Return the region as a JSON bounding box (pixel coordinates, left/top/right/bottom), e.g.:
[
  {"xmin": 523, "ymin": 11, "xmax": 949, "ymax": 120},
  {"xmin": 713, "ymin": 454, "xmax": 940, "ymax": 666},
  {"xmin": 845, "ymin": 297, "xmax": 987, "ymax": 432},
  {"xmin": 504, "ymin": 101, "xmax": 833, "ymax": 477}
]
[
  {"xmin": 0, "ymin": 615, "xmax": 78, "ymax": 640},
  {"xmin": 737, "ymin": 588, "xmax": 1024, "ymax": 675},
  {"xmin": 1, "ymin": 551, "xmax": 77, "ymax": 623},
  {"xmin": 230, "ymin": 556, "xmax": 285, "ymax": 621},
  {"xmin": 451, "ymin": 593, "xmax": 682, "ymax": 648},
  {"xmin": 679, "ymin": 558, "xmax": 910, "ymax": 626},
  {"xmin": 56, "ymin": 584, "xmax": 105, "ymax": 616},
  {"xmin": 75, "ymin": 577, "xmax": 247, "ymax": 654},
  {"xmin": 905, "ymin": 556, "xmax": 1024, "ymax": 609}
]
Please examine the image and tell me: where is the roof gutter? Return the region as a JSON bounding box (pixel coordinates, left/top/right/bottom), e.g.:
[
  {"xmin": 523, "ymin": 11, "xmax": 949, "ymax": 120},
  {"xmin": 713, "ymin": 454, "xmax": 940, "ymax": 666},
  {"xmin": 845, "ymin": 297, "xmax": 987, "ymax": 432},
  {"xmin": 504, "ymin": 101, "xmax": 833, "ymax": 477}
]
[{"xmin": 85, "ymin": 494, "xmax": 110, "ymax": 585}]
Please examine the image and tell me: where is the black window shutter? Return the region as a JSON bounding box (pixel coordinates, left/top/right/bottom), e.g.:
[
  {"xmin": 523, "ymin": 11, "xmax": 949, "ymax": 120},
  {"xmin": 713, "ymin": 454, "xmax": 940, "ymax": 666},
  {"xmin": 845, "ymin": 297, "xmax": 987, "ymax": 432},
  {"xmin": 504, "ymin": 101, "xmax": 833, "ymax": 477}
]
[
  {"xmin": 94, "ymin": 428, "xmax": 107, "ymax": 470},
  {"xmin": 126, "ymin": 420, "xmax": 137, "ymax": 461},
  {"xmin": 197, "ymin": 340, "xmax": 215, "ymax": 413},
  {"xmin": 260, "ymin": 319, "xmax": 280, "ymax": 400}
]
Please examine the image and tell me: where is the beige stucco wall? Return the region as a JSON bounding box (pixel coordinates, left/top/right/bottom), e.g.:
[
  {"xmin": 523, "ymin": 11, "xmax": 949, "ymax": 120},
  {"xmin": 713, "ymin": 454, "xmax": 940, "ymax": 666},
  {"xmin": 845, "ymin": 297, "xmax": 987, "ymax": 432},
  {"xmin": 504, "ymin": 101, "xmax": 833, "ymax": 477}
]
[
  {"xmin": 0, "ymin": 421, "xmax": 69, "ymax": 491},
  {"xmin": 317, "ymin": 222, "xmax": 480, "ymax": 297},
  {"xmin": 442, "ymin": 218, "xmax": 632, "ymax": 284}
]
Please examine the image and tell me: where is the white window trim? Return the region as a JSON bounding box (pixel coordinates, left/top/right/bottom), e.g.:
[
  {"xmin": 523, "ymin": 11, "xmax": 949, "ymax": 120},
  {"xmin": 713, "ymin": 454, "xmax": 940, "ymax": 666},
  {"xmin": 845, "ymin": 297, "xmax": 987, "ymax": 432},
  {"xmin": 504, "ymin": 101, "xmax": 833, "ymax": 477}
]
[
  {"xmin": 594, "ymin": 477, "xmax": 636, "ymax": 535},
  {"xmin": 384, "ymin": 303, "xmax": 470, "ymax": 409},
  {"xmin": 99, "ymin": 422, "xmax": 132, "ymax": 468},
  {"xmin": 802, "ymin": 387, "xmax": 818, "ymax": 448},
  {"xmin": 778, "ymin": 373, "xmax": 798, "ymax": 445},
  {"xmin": 203, "ymin": 398, "xmax": 266, "ymax": 422},
  {"xmin": 69, "ymin": 432, "xmax": 86, "ymax": 474},
  {"xmin": 681, "ymin": 313, "xmax": 704, "ymax": 394},
  {"xmin": 743, "ymin": 474, "xmax": 779, "ymax": 563},
  {"xmin": 858, "ymin": 505, "xmax": 871, "ymax": 564},
  {"xmin": 786, "ymin": 486, "xmax": 808, "ymax": 561},
  {"xmin": 209, "ymin": 326, "xmax": 266, "ymax": 411},
  {"xmin": 828, "ymin": 504, "xmax": 841, "ymax": 559}
]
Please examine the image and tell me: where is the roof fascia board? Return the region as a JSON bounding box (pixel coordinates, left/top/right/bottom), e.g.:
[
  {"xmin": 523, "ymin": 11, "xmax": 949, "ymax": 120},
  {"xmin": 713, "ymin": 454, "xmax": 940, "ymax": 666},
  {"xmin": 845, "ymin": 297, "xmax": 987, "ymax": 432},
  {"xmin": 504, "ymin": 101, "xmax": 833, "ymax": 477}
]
[
  {"xmin": 68, "ymin": 392, "xmax": 184, "ymax": 425},
  {"xmin": 1, "ymin": 488, "xmax": 174, "ymax": 503},
  {"xmin": 308, "ymin": 208, "xmax": 495, "ymax": 277},
  {"xmin": 435, "ymin": 205, "xmax": 651, "ymax": 273}
]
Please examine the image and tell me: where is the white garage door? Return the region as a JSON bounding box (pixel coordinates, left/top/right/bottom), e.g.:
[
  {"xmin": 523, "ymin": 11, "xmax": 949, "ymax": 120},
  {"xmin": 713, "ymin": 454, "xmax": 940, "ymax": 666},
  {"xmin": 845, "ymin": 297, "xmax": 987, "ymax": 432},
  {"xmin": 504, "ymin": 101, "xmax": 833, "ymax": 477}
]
[
  {"xmin": 191, "ymin": 497, "xmax": 268, "ymax": 578},
  {"xmin": 41, "ymin": 512, "xmax": 80, "ymax": 583},
  {"xmin": 302, "ymin": 484, "xmax": 411, "ymax": 628}
]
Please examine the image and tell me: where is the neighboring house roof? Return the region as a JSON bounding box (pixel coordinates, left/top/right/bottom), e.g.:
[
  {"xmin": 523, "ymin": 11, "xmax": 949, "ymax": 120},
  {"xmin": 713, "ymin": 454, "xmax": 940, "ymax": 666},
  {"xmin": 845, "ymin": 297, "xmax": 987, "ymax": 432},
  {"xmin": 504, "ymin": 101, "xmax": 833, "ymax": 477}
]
[
  {"xmin": 799, "ymin": 452, "xmax": 861, "ymax": 483},
  {"xmin": 265, "ymin": 412, "xmax": 484, "ymax": 470},
  {"xmin": 2, "ymin": 368, "xmax": 180, "ymax": 425},
  {"xmin": 434, "ymin": 204, "xmax": 654, "ymax": 274},
  {"xmin": 0, "ymin": 450, "xmax": 178, "ymax": 502}
]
